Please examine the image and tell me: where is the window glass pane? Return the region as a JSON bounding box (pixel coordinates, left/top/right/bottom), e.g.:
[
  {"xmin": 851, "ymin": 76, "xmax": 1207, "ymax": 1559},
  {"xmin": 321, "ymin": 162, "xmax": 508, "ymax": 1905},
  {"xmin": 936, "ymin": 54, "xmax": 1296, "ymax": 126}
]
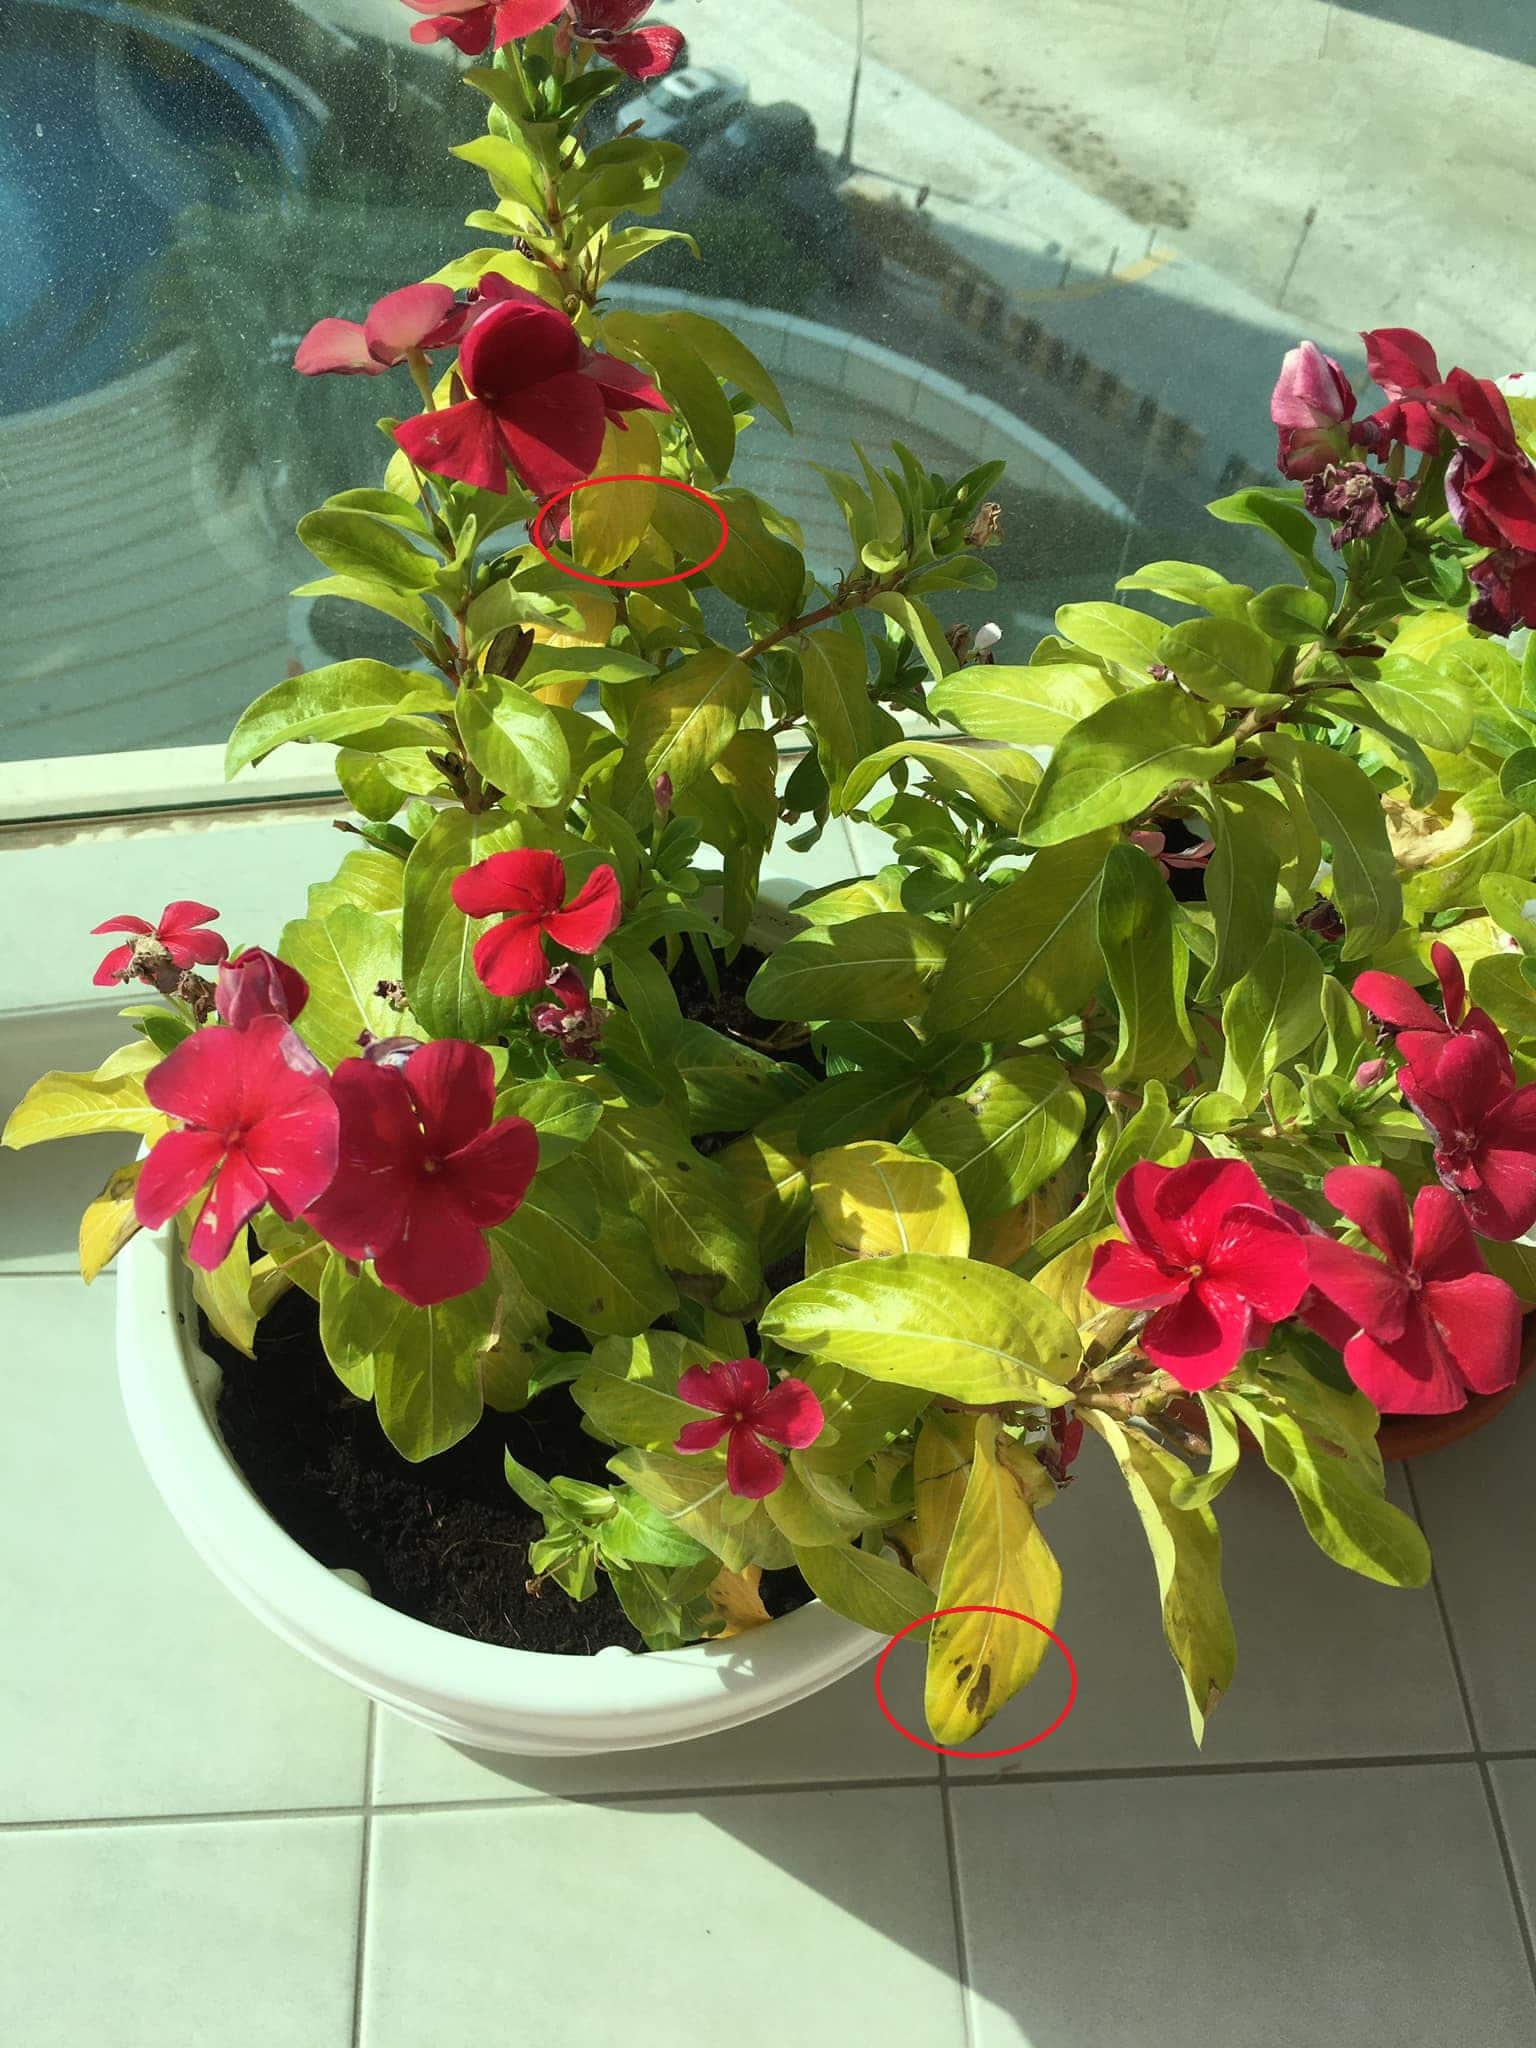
[{"xmin": 4, "ymin": 0, "xmax": 1531, "ymax": 776}]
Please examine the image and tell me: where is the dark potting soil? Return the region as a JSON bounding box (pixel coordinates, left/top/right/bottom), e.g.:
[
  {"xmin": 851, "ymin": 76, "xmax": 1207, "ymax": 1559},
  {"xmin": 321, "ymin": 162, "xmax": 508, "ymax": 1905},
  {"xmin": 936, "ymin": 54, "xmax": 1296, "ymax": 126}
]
[
  {"xmin": 669, "ymin": 938, "xmax": 816, "ymax": 1070},
  {"xmin": 205, "ymin": 1284, "xmax": 810, "ymax": 1656}
]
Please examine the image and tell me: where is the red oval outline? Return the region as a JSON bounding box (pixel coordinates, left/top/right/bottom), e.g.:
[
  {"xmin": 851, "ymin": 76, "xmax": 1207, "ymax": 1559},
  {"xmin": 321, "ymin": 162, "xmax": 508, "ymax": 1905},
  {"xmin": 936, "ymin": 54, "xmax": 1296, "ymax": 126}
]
[
  {"xmin": 873, "ymin": 1606, "xmax": 1078, "ymax": 1759},
  {"xmin": 529, "ymin": 474, "xmax": 729, "ymax": 588}
]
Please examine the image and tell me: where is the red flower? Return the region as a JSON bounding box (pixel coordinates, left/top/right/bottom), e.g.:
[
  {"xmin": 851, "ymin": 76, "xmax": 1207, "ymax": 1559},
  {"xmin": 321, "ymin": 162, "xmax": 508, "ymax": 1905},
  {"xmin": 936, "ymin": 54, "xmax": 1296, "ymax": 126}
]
[
  {"xmin": 1087, "ymin": 1158, "xmax": 1309, "ymax": 1390},
  {"xmin": 1353, "ymin": 941, "xmax": 1509, "ymax": 1081},
  {"xmin": 135, "ymin": 1017, "xmax": 339, "ymax": 1270},
  {"xmin": 451, "ymin": 850, "xmax": 622, "ymax": 999},
  {"xmin": 529, "ymin": 964, "xmax": 603, "ymax": 1059},
  {"xmin": 398, "ymin": 0, "xmax": 562, "ymax": 55},
  {"xmin": 1127, "ymin": 827, "xmax": 1214, "ymax": 879},
  {"xmin": 304, "ymin": 1040, "xmax": 538, "ymax": 1307},
  {"xmin": 1302, "ymin": 1165, "xmax": 1521, "ymax": 1414},
  {"xmin": 567, "ymin": 1, "xmax": 684, "ymax": 77},
  {"xmin": 216, "ymin": 949, "xmax": 309, "ymax": 1031},
  {"xmin": 1271, "ymin": 341, "xmax": 1357, "ymax": 480},
  {"xmin": 91, "ymin": 901, "xmax": 228, "ymax": 988},
  {"xmin": 1357, "ymin": 326, "xmax": 1445, "ymax": 455},
  {"xmin": 1041, "ymin": 1407, "xmax": 1084, "ymax": 1485},
  {"xmin": 294, "ymin": 282, "xmax": 478, "ymax": 378},
  {"xmin": 392, "ymin": 289, "xmax": 667, "ymax": 498},
  {"xmin": 673, "ymin": 1358, "xmax": 824, "ymax": 1499},
  {"xmin": 1468, "ymin": 546, "xmax": 1536, "ymax": 635},
  {"xmin": 1397, "ymin": 1032, "xmax": 1536, "ymax": 1242}
]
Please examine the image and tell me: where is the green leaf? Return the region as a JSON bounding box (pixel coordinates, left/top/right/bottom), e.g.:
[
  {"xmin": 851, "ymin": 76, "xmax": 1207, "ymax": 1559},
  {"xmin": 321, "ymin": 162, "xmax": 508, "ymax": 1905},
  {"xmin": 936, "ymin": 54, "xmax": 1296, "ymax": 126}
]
[
  {"xmin": 1393, "ymin": 610, "xmax": 1528, "ymax": 754},
  {"xmin": 494, "ymin": 1161, "xmax": 677, "ymax": 1336},
  {"xmin": 277, "ymin": 904, "xmax": 412, "ymax": 1071},
  {"xmin": 762, "ymin": 1252, "xmax": 1079, "ymax": 1406},
  {"xmin": 296, "ymin": 508, "xmax": 440, "ymax": 590},
  {"xmin": 610, "ymin": 1448, "xmax": 791, "ymax": 1574},
  {"xmin": 572, "ymin": 1331, "xmax": 715, "ymax": 1450},
  {"xmin": 1226, "ymin": 1389, "xmax": 1429, "ymax": 1587},
  {"xmin": 747, "ymin": 912, "xmax": 949, "ymax": 1023},
  {"xmin": 1404, "ymin": 783, "xmax": 1536, "ymax": 916},
  {"xmin": 1169, "ymin": 1393, "xmax": 1243, "ymax": 1511},
  {"xmin": 839, "ymin": 740, "xmax": 1040, "ymax": 832},
  {"xmin": 927, "ymin": 1419, "xmax": 1061, "ymax": 1741},
  {"xmin": 1206, "ymin": 485, "xmax": 1335, "ymax": 597},
  {"xmin": 905, "ymin": 1057, "xmax": 1084, "ymax": 1222},
  {"xmin": 600, "ymin": 311, "xmax": 736, "ymax": 477},
  {"xmin": 672, "ymin": 1021, "xmax": 809, "ymax": 1135},
  {"xmin": 648, "ymin": 309, "xmax": 792, "ymax": 429},
  {"xmin": 1245, "ymin": 583, "xmax": 1332, "ymax": 644},
  {"xmin": 452, "ymin": 130, "xmax": 549, "ymax": 212},
  {"xmin": 1194, "ymin": 783, "xmax": 1284, "ymax": 997},
  {"xmin": 1160, "ymin": 616, "xmax": 1280, "ymax": 706},
  {"xmin": 401, "ymin": 809, "xmax": 525, "ymax": 1043},
  {"xmin": 800, "ymin": 626, "xmax": 899, "ymax": 792},
  {"xmin": 707, "ymin": 490, "xmax": 805, "ymax": 616},
  {"xmin": 1355, "ymin": 656, "xmax": 1474, "ymax": 753},
  {"xmin": 1217, "ymin": 927, "xmax": 1326, "ymax": 1109},
  {"xmin": 1054, "ymin": 601, "xmax": 1166, "ymax": 672},
  {"xmin": 494, "ymin": 1078, "xmax": 603, "ymax": 1167},
  {"xmin": 1019, "ymin": 684, "xmax": 1232, "ymax": 846},
  {"xmin": 583, "ymin": 1100, "xmax": 761, "ymax": 1312},
  {"xmin": 614, "ymin": 646, "xmax": 754, "ymax": 815},
  {"xmin": 1264, "ymin": 736, "xmax": 1402, "ymax": 960},
  {"xmin": 793, "ymin": 1541, "xmax": 933, "ymax": 1636},
  {"xmin": 3, "ymin": 1042, "xmax": 163, "ymax": 1148},
  {"xmin": 291, "ymin": 574, "xmax": 437, "ymax": 637},
  {"xmin": 924, "ymin": 832, "xmax": 1114, "ymax": 1041},
  {"xmin": 322, "ymin": 1262, "xmax": 492, "ymax": 1461},
  {"xmin": 798, "ymin": 1360, "xmax": 930, "ymax": 1476},
  {"xmin": 1082, "ymin": 1410, "xmax": 1236, "ymax": 1742},
  {"xmin": 599, "ymin": 1489, "xmax": 712, "ymax": 1570},
  {"xmin": 1501, "ymin": 746, "xmax": 1536, "ymax": 815},
  {"xmin": 1096, "ymin": 843, "xmax": 1197, "ymax": 1082},
  {"xmin": 225, "ymin": 661, "xmax": 451, "ymax": 777},
  {"xmin": 865, "ymin": 592, "xmax": 958, "ymax": 680},
  {"xmin": 764, "ymin": 1460, "xmax": 874, "ymax": 1547},
  {"xmin": 1116, "ymin": 561, "xmax": 1254, "ymax": 620},
  {"xmin": 307, "ymin": 846, "xmax": 407, "ymax": 921},
  {"xmin": 928, "ymin": 662, "xmax": 1116, "ymax": 746},
  {"xmin": 456, "ymin": 680, "xmax": 574, "ymax": 808}
]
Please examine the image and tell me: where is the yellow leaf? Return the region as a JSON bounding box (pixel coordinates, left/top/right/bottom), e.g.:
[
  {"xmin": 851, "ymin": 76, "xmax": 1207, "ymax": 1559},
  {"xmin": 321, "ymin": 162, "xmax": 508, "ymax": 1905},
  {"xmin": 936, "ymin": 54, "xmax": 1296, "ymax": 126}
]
[
  {"xmin": 568, "ymin": 417, "xmax": 661, "ymax": 576},
  {"xmin": 970, "ymin": 1162, "xmax": 1080, "ymax": 1267},
  {"xmin": 4, "ymin": 1042, "xmax": 168, "ymax": 1149},
  {"xmin": 808, "ymin": 1140, "xmax": 970, "ymax": 1265},
  {"xmin": 707, "ymin": 1564, "xmax": 772, "ymax": 1637},
  {"xmin": 911, "ymin": 1411, "xmax": 975, "ymax": 1591},
  {"xmin": 926, "ymin": 1416, "xmax": 1062, "ymax": 1744},
  {"xmin": 185, "ymin": 1227, "xmax": 258, "ymax": 1360},
  {"xmin": 1032, "ymin": 1229, "xmax": 1136, "ymax": 1359},
  {"xmin": 79, "ymin": 1161, "xmax": 144, "ymax": 1283}
]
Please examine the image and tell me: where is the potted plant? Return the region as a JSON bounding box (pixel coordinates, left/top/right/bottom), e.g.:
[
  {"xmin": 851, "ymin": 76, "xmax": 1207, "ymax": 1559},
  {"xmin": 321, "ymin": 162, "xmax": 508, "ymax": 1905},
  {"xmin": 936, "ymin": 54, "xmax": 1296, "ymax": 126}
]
[{"xmin": 9, "ymin": 4, "xmax": 1536, "ymax": 1758}]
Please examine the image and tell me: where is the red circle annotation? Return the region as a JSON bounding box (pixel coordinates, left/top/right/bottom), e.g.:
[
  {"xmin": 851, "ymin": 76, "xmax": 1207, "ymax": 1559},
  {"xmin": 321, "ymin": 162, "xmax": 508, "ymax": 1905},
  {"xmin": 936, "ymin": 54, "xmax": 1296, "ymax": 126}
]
[
  {"xmin": 872, "ymin": 1606, "xmax": 1079, "ymax": 1759},
  {"xmin": 529, "ymin": 474, "xmax": 729, "ymax": 589}
]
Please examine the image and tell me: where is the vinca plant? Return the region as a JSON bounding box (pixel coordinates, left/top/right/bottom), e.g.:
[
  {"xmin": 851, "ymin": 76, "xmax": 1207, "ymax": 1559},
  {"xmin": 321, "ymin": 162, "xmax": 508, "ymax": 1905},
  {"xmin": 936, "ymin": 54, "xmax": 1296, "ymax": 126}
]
[{"xmin": 9, "ymin": 4, "xmax": 1536, "ymax": 1747}]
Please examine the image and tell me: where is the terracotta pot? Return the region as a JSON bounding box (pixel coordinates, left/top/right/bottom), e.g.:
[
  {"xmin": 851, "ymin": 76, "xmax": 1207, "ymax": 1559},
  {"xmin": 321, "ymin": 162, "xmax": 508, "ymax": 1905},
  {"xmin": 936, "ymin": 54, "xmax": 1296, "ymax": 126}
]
[{"xmin": 1376, "ymin": 1317, "xmax": 1536, "ymax": 1462}]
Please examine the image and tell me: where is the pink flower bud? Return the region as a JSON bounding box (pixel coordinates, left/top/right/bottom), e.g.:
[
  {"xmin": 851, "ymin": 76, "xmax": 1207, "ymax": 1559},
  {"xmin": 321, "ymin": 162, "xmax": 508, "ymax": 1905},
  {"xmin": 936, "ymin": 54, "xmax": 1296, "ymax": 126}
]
[
  {"xmin": 653, "ymin": 773, "xmax": 674, "ymax": 811},
  {"xmin": 1353, "ymin": 1057, "xmax": 1388, "ymax": 1090},
  {"xmin": 1272, "ymin": 342, "xmax": 1357, "ymax": 479}
]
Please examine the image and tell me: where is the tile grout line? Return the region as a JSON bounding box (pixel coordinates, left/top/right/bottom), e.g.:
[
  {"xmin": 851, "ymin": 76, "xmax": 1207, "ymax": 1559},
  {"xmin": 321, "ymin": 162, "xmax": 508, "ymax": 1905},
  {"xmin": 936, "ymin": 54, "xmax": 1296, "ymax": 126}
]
[
  {"xmin": 349, "ymin": 1703, "xmax": 378, "ymax": 2048},
  {"xmin": 1405, "ymin": 1464, "xmax": 1536, "ymax": 2004},
  {"xmin": 936, "ymin": 1756, "xmax": 978, "ymax": 2048}
]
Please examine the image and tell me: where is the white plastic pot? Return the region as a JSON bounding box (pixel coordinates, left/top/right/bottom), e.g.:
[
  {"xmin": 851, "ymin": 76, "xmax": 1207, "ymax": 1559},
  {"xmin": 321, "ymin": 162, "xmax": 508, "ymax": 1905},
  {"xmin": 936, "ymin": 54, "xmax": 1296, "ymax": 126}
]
[{"xmin": 115, "ymin": 1227, "xmax": 882, "ymax": 1754}]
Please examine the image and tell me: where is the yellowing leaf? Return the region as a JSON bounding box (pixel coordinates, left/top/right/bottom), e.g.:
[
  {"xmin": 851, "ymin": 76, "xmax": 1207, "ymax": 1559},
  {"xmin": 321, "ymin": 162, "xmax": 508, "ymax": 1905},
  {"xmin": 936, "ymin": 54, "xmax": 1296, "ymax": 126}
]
[
  {"xmin": 4, "ymin": 1042, "xmax": 167, "ymax": 1149},
  {"xmin": 808, "ymin": 1141, "xmax": 970, "ymax": 1265},
  {"xmin": 79, "ymin": 1161, "xmax": 144, "ymax": 1283},
  {"xmin": 911, "ymin": 1411, "xmax": 975, "ymax": 1591},
  {"xmin": 1031, "ymin": 1229, "xmax": 1135, "ymax": 1359},
  {"xmin": 926, "ymin": 1417, "xmax": 1062, "ymax": 1743},
  {"xmin": 569, "ymin": 417, "xmax": 661, "ymax": 576},
  {"xmin": 185, "ymin": 1226, "xmax": 258, "ymax": 1360},
  {"xmin": 707, "ymin": 1564, "xmax": 772, "ymax": 1637}
]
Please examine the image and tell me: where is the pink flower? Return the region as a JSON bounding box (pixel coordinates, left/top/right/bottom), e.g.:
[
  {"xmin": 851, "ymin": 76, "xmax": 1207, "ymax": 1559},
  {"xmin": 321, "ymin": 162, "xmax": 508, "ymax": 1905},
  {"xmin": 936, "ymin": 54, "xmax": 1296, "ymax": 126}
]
[
  {"xmin": 1353, "ymin": 941, "xmax": 1509, "ymax": 1080},
  {"xmin": 1271, "ymin": 341, "xmax": 1357, "ymax": 479},
  {"xmin": 91, "ymin": 901, "xmax": 228, "ymax": 988},
  {"xmin": 135, "ymin": 1017, "xmax": 340, "ymax": 1270},
  {"xmin": 451, "ymin": 850, "xmax": 622, "ymax": 999},
  {"xmin": 294, "ymin": 282, "xmax": 479, "ymax": 378},
  {"xmin": 673, "ymin": 1358, "xmax": 824, "ymax": 1499},
  {"xmin": 1087, "ymin": 1158, "xmax": 1309, "ymax": 1390},
  {"xmin": 529, "ymin": 965, "xmax": 603, "ymax": 1060},
  {"xmin": 565, "ymin": 0, "xmax": 684, "ymax": 77},
  {"xmin": 1397, "ymin": 1032, "xmax": 1536, "ymax": 1242},
  {"xmin": 1302, "ymin": 1165, "xmax": 1521, "ymax": 1414},
  {"xmin": 216, "ymin": 948, "xmax": 308, "ymax": 1030},
  {"xmin": 398, "ymin": 0, "xmax": 562, "ymax": 56},
  {"xmin": 1127, "ymin": 827, "xmax": 1214, "ymax": 878},
  {"xmin": 304, "ymin": 1040, "xmax": 538, "ymax": 1307},
  {"xmin": 392, "ymin": 290, "xmax": 667, "ymax": 498}
]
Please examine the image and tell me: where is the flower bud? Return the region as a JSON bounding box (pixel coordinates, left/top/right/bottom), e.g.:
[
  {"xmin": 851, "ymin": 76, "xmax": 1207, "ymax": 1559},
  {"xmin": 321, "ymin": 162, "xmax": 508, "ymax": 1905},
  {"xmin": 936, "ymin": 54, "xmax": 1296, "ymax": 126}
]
[
  {"xmin": 1353, "ymin": 1057, "xmax": 1388, "ymax": 1090},
  {"xmin": 653, "ymin": 772, "xmax": 674, "ymax": 811},
  {"xmin": 1272, "ymin": 341, "xmax": 1357, "ymax": 479},
  {"xmin": 217, "ymin": 948, "xmax": 308, "ymax": 1029},
  {"xmin": 972, "ymin": 621, "xmax": 1002, "ymax": 653}
]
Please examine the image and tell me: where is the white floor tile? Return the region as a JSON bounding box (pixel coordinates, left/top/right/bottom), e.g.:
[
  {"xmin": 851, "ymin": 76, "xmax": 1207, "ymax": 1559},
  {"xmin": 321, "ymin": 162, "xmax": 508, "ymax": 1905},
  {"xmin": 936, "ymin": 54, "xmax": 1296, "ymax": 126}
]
[
  {"xmin": 1407, "ymin": 1388, "xmax": 1536, "ymax": 1749},
  {"xmin": 0, "ymin": 1278, "xmax": 370, "ymax": 1821},
  {"xmin": 372, "ymin": 1640, "xmax": 934, "ymax": 1803},
  {"xmin": 1490, "ymin": 1762, "xmax": 1536, "ymax": 1938},
  {"xmin": 941, "ymin": 1445, "xmax": 1468, "ymax": 1773},
  {"xmin": 360, "ymin": 1789, "xmax": 967, "ymax": 2048},
  {"xmin": 950, "ymin": 1765, "xmax": 1536, "ymax": 2048},
  {"xmin": 0, "ymin": 1815, "xmax": 361, "ymax": 2048}
]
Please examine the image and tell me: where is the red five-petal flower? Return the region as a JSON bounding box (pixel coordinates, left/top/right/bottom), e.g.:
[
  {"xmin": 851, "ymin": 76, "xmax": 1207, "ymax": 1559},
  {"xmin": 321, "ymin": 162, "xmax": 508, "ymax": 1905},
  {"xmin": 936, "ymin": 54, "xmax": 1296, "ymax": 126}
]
[
  {"xmin": 91, "ymin": 901, "xmax": 228, "ymax": 987},
  {"xmin": 1087, "ymin": 1157, "xmax": 1309, "ymax": 1391},
  {"xmin": 135, "ymin": 1017, "xmax": 339, "ymax": 1270},
  {"xmin": 397, "ymin": 0, "xmax": 563, "ymax": 55},
  {"xmin": 451, "ymin": 850, "xmax": 622, "ymax": 999},
  {"xmin": 1353, "ymin": 941, "xmax": 1511, "ymax": 1082},
  {"xmin": 304, "ymin": 1040, "xmax": 538, "ymax": 1307},
  {"xmin": 673, "ymin": 1358, "xmax": 824, "ymax": 1499},
  {"xmin": 1302, "ymin": 1165, "xmax": 1521, "ymax": 1414},
  {"xmin": 1398, "ymin": 1032, "xmax": 1536, "ymax": 1242}
]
